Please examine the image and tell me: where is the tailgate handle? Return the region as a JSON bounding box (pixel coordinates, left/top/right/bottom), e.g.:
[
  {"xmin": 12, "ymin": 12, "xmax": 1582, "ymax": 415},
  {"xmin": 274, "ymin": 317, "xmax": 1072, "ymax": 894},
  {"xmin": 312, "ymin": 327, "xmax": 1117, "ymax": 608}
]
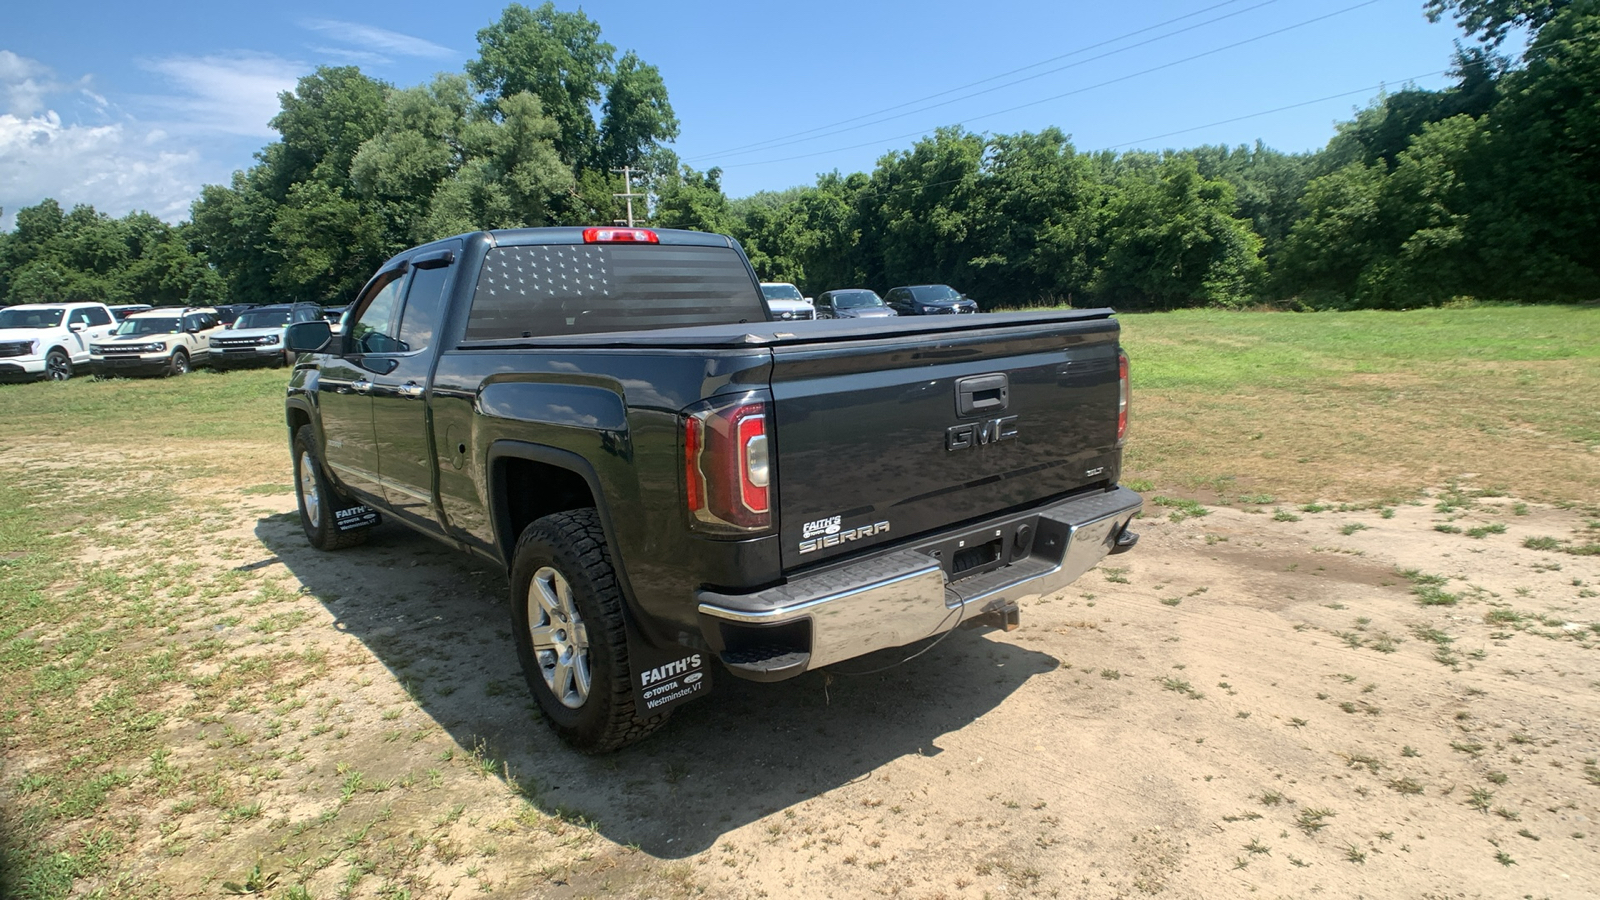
[{"xmin": 956, "ymin": 373, "xmax": 1009, "ymax": 417}]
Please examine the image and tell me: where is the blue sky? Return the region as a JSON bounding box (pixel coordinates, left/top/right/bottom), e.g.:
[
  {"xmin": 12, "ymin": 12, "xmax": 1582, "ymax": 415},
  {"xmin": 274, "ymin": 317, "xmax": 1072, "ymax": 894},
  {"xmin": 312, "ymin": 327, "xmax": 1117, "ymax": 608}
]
[{"xmin": 1, "ymin": 1, "xmax": 1479, "ymax": 228}]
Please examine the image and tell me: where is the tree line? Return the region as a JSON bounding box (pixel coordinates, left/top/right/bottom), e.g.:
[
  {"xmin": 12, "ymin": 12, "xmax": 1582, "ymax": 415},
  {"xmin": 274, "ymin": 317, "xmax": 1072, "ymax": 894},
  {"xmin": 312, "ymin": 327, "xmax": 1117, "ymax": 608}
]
[{"xmin": 1, "ymin": 0, "xmax": 1594, "ymax": 312}]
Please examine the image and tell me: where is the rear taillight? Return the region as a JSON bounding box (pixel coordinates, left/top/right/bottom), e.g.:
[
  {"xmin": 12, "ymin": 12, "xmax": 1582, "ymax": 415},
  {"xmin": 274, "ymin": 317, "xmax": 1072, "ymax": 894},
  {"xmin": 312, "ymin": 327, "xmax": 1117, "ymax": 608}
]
[
  {"xmin": 684, "ymin": 394, "xmax": 772, "ymax": 533},
  {"xmin": 1116, "ymin": 350, "xmax": 1130, "ymax": 445},
  {"xmin": 583, "ymin": 227, "xmax": 659, "ymax": 244}
]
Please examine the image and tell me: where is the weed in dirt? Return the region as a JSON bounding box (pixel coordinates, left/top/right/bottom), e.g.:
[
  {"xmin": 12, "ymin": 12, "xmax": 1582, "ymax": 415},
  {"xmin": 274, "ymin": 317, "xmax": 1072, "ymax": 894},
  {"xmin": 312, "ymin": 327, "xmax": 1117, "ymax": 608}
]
[
  {"xmin": 1295, "ymin": 808, "xmax": 1334, "ymax": 836},
  {"xmin": 1243, "ymin": 838, "xmax": 1270, "ymax": 855},
  {"xmin": 1289, "ymin": 718, "xmax": 1308, "ymax": 729},
  {"xmin": 1238, "ymin": 493, "xmax": 1275, "ymax": 504},
  {"xmin": 1411, "ymin": 625, "xmax": 1453, "ymax": 645},
  {"xmin": 1388, "ymin": 777, "xmax": 1425, "ymax": 795},
  {"xmin": 1486, "ymin": 770, "xmax": 1509, "ymax": 785},
  {"xmin": 1158, "ymin": 676, "xmax": 1203, "ymax": 700},
  {"xmin": 1152, "ymin": 496, "xmax": 1209, "ymax": 522},
  {"xmin": 1466, "ymin": 523, "xmax": 1507, "ymax": 539},
  {"xmin": 1495, "ymin": 850, "xmax": 1516, "ymax": 866},
  {"xmin": 1102, "ymin": 567, "xmax": 1129, "ymax": 584},
  {"xmin": 1434, "ymin": 523, "xmax": 1463, "ymax": 534},
  {"xmin": 1259, "ymin": 791, "xmax": 1284, "ymax": 806},
  {"xmin": 1340, "ymin": 523, "xmax": 1369, "ymax": 536},
  {"xmin": 1272, "ymin": 508, "xmax": 1300, "ymax": 523},
  {"xmin": 1100, "ymin": 669, "xmax": 1122, "ymax": 680},
  {"xmin": 1344, "ymin": 844, "xmax": 1367, "ymax": 864},
  {"xmin": 1467, "ymin": 788, "xmax": 1495, "ymax": 812},
  {"xmin": 1159, "ymin": 597, "xmax": 1181, "ymax": 606},
  {"xmin": 1402, "ymin": 745, "xmax": 1421, "ymax": 758},
  {"xmin": 1341, "ymin": 752, "xmax": 1382, "ymax": 774},
  {"xmin": 1524, "ymin": 536, "xmax": 1561, "ymax": 551}
]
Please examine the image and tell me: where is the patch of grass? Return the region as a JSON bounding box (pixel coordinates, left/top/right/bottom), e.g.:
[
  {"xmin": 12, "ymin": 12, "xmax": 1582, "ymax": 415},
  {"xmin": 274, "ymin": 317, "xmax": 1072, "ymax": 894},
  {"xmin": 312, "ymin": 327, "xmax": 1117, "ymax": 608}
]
[
  {"xmin": 1157, "ymin": 676, "xmax": 1203, "ymax": 700},
  {"xmin": 1523, "ymin": 535, "xmax": 1561, "ymax": 551},
  {"xmin": 1466, "ymin": 523, "xmax": 1507, "ymax": 538},
  {"xmin": 1387, "ymin": 777, "xmax": 1424, "ymax": 795},
  {"xmin": 1294, "ymin": 807, "xmax": 1334, "ymax": 836},
  {"xmin": 1272, "ymin": 508, "xmax": 1301, "ymax": 523},
  {"xmin": 1434, "ymin": 523, "xmax": 1463, "ymax": 534},
  {"xmin": 1339, "ymin": 523, "xmax": 1369, "ymax": 536},
  {"xmin": 1151, "ymin": 496, "xmax": 1210, "ymax": 522}
]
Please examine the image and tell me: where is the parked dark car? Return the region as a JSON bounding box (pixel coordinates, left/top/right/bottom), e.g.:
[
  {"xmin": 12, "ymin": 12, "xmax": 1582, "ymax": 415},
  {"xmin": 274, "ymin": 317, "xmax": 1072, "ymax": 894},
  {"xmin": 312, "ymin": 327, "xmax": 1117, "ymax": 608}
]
[
  {"xmin": 885, "ymin": 285, "xmax": 979, "ymax": 316},
  {"xmin": 283, "ymin": 225, "xmax": 1140, "ymax": 753},
  {"xmin": 815, "ymin": 289, "xmax": 897, "ymax": 319},
  {"xmin": 213, "ymin": 304, "xmax": 259, "ymax": 326}
]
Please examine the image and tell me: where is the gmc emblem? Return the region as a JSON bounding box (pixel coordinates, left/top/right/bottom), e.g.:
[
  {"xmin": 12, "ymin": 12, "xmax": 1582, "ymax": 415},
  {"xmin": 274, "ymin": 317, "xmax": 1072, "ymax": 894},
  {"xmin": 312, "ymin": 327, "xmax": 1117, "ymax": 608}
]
[{"xmin": 946, "ymin": 415, "xmax": 1019, "ymax": 450}]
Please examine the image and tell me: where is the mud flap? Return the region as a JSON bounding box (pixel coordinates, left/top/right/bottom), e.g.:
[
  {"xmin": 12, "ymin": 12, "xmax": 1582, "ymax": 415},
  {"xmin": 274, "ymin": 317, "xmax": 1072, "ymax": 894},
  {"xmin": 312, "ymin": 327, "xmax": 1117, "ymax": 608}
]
[
  {"xmin": 332, "ymin": 500, "xmax": 381, "ymax": 533},
  {"xmin": 626, "ymin": 619, "xmax": 712, "ymax": 716}
]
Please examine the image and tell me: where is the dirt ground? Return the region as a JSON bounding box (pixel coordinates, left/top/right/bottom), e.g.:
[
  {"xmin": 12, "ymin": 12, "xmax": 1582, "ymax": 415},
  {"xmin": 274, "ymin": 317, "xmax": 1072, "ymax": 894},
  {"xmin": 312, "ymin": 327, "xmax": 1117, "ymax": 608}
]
[{"xmin": 26, "ymin": 443, "xmax": 1594, "ymax": 899}]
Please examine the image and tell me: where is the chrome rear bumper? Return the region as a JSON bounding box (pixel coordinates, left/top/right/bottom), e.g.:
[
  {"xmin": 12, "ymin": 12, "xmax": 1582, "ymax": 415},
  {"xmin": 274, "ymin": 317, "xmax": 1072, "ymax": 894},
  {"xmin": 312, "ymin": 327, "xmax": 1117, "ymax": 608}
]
[{"xmin": 697, "ymin": 486, "xmax": 1142, "ymax": 679}]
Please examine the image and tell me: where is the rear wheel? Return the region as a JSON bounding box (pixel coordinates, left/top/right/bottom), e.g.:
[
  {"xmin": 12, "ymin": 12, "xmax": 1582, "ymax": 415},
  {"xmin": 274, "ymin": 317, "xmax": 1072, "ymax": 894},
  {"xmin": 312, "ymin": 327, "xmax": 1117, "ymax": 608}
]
[
  {"xmin": 510, "ymin": 509, "xmax": 668, "ymax": 753},
  {"xmin": 44, "ymin": 349, "xmax": 72, "ymax": 381},
  {"xmin": 293, "ymin": 425, "xmax": 368, "ymax": 551},
  {"xmin": 168, "ymin": 349, "xmax": 190, "ymax": 377}
]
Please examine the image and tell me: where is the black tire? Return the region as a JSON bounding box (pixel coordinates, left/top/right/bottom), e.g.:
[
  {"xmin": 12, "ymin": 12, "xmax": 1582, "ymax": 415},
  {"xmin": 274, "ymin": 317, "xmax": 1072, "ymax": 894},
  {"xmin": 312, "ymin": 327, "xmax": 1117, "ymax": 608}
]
[
  {"xmin": 510, "ymin": 509, "xmax": 668, "ymax": 753},
  {"xmin": 45, "ymin": 349, "xmax": 72, "ymax": 382},
  {"xmin": 292, "ymin": 425, "xmax": 368, "ymax": 551},
  {"xmin": 168, "ymin": 349, "xmax": 190, "ymax": 377}
]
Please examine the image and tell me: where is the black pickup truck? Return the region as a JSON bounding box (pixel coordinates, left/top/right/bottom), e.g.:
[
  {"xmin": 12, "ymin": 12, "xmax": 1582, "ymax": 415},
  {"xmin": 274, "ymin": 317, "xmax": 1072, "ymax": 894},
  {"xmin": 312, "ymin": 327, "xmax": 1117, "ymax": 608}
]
[{"xmin": 283, "ymin": 226, "xmax": 1141, "ymax": 752}]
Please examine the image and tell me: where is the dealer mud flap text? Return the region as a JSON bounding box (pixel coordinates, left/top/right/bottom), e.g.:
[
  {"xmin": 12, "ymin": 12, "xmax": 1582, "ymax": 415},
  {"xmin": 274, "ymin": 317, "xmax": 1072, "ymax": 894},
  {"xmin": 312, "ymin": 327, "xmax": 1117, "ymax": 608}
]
[
  {"xmin": 629, "ymin": 644, "xmax": 710, "ymax": 715},
  {"xmin": 333, "ymin": 503, "xmax": 380, "ymax": 532}
]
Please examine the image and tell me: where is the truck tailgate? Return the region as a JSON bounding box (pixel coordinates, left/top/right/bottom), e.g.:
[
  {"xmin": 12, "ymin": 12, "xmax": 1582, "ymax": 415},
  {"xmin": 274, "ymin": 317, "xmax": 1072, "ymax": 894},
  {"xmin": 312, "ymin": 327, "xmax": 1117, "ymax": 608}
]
[{"xmin": 771, "ymin": 313, "xmax": 1123, "ymax": 570}]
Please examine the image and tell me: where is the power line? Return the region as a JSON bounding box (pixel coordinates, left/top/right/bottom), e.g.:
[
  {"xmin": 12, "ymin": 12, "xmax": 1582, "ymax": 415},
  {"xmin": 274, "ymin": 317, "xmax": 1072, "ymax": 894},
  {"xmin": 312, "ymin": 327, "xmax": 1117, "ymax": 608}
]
[
  {"xmin": 717, "ymin": 0, "xmax": 1382, "ymax": 170},
  {"xmin": 690, "ymin": 0, "xmax": 1279, "ymax": 161},
  {"xmin": 1099, "ymin": 69, "xmax": 1450, "ymax": 150},
  {"xmin": 736, "ymin": 68, "xmax": 1453, "ymax": 205}
]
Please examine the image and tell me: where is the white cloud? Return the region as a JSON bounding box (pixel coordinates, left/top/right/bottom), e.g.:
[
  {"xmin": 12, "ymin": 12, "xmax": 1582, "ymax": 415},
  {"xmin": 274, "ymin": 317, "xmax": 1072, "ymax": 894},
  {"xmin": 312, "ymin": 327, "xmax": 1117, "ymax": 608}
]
[
  {"xmin": 139, "ymin": 53, "xmax": 303, "ymax": 138},
  {"xmin": 301, "ymin": 19, "xmax": 453, "ymax": 60},
  {"xmin": 0, "ymin": 111, "xmax": 205, "ymax": 228},
  {"xmin": 0, "ymin": 49, "xmax": 80, "ymax": 116}
]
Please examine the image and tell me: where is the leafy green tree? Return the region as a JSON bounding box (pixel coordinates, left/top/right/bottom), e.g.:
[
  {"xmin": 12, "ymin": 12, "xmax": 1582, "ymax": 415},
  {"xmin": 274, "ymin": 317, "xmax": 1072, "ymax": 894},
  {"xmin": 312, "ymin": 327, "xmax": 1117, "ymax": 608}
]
[
  {"xmin": 651, "ymin": 166, "xmax": 735, "ymax": 235},
  {"xmin": 1426, "ymin": 0, "xmax": 1572, "ymax": 44},
  {"xmin": 598, "ymin": 52, "xmax": 679, "ymax": 171},
  {"xmin": 1092, "ymin": 159, "xmax": 1265, "ymax": 309},
  {"xmin": 468, "ymin": 2, "xmax": 614, "ymax": 168},
  {"xmin": 1474, "ymin": 0, "xmax": 1600, "ymax": 299}
]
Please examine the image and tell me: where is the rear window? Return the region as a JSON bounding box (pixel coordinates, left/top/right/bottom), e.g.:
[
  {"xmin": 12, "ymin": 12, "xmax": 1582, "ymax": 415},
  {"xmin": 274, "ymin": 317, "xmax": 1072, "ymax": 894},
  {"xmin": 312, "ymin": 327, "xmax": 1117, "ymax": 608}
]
[{"xmin": 465, "ymin": 244, "xmax": 767, "ymax": 340}]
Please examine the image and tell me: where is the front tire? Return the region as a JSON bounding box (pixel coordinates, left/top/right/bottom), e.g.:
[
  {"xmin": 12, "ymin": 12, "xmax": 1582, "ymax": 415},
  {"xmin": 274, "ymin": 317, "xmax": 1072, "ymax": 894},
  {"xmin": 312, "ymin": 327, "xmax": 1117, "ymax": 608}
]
[
  {"xmin": 510, "ymin": 509, "xmax": 667, "ymax": 753},
  {"xmin": 45, "ymin": 349, "xmax": 72, "ymax": 381},
  {"xmin": 168, "ymin": 349, "xmax": 190, "ymax": 377},
  {"xmin": 292, "ymin": 425, "xmax": 368, "ymax": 551}
]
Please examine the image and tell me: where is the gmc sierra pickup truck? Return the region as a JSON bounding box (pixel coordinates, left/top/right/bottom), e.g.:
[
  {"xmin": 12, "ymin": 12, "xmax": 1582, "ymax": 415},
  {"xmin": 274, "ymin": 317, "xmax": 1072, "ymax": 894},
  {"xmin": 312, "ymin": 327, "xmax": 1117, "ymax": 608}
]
[{"xmin": 283, "ymin": 226, "xmax": 1141, "ymax": 753}]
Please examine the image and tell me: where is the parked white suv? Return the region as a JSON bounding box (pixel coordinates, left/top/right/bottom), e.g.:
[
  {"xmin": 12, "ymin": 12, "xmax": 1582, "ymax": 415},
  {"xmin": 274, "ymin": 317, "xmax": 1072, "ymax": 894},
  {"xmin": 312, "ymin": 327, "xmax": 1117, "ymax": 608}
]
[
  {"xmin": 89, "ymin": 307, "xmax": 222, "ymax": 377},
  {"xmin": 759, "ymin": 282, "xmax": 816, "ymax": 320},
  {"xmin": 209, "ymin": 303, "xmax": 324, "ymax": 370},
  {"xmin": 0, "ymin": 302, "xmax": 118, "ymax": 382}
]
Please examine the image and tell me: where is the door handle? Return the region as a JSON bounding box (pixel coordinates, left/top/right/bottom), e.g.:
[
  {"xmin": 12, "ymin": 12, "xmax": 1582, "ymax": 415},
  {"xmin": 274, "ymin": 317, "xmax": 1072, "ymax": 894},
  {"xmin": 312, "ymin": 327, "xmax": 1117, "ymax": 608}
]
[
  {"xmin": 397, "ymin": 381, "xmax": 424, "ymax": 400},
  {"xmin": 351, "ymin": 379, "xmax": 372, "ymax": 394}
]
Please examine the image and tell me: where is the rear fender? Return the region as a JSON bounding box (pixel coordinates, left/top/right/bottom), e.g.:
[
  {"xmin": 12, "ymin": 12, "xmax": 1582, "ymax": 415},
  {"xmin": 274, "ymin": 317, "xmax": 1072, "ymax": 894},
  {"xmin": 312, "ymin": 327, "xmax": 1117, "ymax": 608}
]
[{"xmin": 485, "ymin": 441, "xmax": 712, "ymax": 715}]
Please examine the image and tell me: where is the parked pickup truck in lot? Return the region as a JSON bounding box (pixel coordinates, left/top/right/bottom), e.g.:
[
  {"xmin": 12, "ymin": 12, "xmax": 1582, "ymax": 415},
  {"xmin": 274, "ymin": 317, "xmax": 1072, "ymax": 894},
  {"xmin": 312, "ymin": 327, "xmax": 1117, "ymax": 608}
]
[{"xmin": 284, "ymin": 226, "xmax": 1141, "ymax": 753}]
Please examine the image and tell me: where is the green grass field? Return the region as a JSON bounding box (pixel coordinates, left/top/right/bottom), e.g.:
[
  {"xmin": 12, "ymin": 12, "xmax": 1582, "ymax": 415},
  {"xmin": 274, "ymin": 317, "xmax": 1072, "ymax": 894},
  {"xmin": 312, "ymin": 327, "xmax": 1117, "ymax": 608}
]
[{"xmin": 0, "ymin": 305, "xmax": 1595, "ymax": 897}]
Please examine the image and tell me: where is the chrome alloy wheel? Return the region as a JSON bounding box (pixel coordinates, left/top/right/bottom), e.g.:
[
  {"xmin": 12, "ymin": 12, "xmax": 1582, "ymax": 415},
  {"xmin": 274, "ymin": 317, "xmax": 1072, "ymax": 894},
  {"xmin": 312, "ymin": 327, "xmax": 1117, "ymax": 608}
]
[
  {"xmin": 528, "ymin": 566, "xmax": 591, "ymax": 709},
  {"xmin": 299, "ymin": 451, "xmax": 320, "ymax": 525}
]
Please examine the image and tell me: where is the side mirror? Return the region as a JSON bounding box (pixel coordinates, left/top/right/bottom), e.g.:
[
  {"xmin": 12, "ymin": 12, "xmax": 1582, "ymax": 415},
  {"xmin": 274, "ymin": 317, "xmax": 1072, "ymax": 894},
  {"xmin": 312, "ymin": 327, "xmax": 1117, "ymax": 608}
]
[
  {"xmin": 69, "ymin": 322, "xmax": 87, "ymax": 333},
  {"xmin": 285, "ymin": 321, "xmax": 333, "ymax": 353}
]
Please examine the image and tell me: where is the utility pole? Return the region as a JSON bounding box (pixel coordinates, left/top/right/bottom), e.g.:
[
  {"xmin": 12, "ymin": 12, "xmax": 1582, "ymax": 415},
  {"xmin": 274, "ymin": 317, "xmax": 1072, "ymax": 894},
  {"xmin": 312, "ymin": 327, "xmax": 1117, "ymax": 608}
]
[{"xmin": 610, "ymin": 166, "xmax": 645, "ymax": 227}]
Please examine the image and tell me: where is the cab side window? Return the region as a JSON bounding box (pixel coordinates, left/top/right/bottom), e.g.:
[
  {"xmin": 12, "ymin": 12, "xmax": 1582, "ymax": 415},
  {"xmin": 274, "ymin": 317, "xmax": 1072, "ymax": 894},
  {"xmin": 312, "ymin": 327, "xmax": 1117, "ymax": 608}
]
[
  {"xmin": 348, "ymin": 271, "xmax": 407, "ymax": 355},
  {"xmin": 85, "ymin": 307, "xmax": 112, "ymax": 327},
  {"xmin": 68, "ymin": 309, "xmax": 93, "ymax": 328},
  {"xmin": 395, "ymin": 262, "xmax": 453, "ymax": 353}
]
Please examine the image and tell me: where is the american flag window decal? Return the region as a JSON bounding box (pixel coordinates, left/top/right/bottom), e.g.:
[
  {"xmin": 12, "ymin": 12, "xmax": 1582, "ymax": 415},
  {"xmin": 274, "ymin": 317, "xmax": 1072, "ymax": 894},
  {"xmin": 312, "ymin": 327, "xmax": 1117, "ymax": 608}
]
[{"xmin": 465, "ymin": 244, "xmax": 765, "ymax": 340}]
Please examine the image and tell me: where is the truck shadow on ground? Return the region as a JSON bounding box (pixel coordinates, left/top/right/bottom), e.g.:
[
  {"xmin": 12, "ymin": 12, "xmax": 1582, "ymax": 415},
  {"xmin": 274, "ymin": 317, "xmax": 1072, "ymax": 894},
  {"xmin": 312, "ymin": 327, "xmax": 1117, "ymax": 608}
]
[{"xmin": 257, "ymin": 514, "xmax": 1059, "ymax": 859}]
